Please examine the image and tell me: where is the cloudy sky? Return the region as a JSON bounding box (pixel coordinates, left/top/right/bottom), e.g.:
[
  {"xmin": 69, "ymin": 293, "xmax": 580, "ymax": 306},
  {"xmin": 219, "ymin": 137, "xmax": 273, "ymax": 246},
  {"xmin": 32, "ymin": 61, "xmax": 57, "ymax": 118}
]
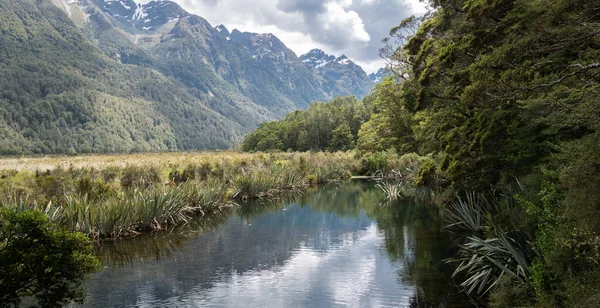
[{"xmin": 148, "ymin": 0, "xmax": 428, "ymax": 73}]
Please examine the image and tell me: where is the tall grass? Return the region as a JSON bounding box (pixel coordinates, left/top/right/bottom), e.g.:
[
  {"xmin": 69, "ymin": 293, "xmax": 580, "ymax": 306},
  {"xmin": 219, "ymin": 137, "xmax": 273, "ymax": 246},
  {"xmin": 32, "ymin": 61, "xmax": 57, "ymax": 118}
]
[
  {"xmin": 376, "ymin": 181, "xmax": 403, "ymax": 202},
  {"xmin": 0, "ymin": 151, "xmax": 358, "ymax": 238},
  {"xmin": 3, "ymin": 181, "xmax": 231, "ymax": 239}
]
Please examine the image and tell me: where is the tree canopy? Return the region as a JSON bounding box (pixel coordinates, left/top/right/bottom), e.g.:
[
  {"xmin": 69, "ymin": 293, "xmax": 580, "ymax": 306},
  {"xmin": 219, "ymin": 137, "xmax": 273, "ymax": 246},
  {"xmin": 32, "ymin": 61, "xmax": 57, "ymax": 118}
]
[
  {"xmin": 241, "ymin": 96, "xmax": 373, "ymax": 152},
  {"xmin": 0, "ymin": 208, "xmax": 100, "ymax": 307}
]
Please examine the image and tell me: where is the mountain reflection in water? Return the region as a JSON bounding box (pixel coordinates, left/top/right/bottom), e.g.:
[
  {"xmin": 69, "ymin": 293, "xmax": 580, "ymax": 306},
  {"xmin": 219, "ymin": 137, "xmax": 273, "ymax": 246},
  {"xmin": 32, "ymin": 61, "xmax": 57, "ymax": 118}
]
[{"xmin": 78, "ymin": 182, "xmax": 471, "ymax": 307}]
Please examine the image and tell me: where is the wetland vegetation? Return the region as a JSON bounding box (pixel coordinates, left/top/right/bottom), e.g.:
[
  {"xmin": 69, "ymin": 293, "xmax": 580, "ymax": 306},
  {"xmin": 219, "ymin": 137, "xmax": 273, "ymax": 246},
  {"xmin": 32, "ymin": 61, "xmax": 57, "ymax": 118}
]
[{"xmin": 0, "ymin": 152, "xmax": 361, "ymax": 239}]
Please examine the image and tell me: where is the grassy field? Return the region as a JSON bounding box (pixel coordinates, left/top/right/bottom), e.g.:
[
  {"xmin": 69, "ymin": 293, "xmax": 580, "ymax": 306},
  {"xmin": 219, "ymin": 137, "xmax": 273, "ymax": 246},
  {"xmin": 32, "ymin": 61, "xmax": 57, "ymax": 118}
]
[
  {"xmin": 0, "ymin": 151, "xmax": 341, "ymax": 171},
  {"xmin": 0, "ymin": 151, "xmax": 360, "ymax": 239}
]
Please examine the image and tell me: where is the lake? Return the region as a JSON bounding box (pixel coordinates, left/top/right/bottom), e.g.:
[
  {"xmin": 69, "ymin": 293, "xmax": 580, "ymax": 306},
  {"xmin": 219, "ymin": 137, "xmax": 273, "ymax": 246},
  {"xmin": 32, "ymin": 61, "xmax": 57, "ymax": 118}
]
[{"xmin": 77, "ymin": 182, "xmax": 471, "ymax": 307}]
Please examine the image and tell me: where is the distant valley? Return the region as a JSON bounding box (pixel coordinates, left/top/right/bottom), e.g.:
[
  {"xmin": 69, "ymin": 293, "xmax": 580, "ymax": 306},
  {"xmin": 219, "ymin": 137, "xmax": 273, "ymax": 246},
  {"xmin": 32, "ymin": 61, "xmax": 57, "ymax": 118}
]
[{"xmin": 0, "ymin": 0, "xmax": 377, "ymax": 154}]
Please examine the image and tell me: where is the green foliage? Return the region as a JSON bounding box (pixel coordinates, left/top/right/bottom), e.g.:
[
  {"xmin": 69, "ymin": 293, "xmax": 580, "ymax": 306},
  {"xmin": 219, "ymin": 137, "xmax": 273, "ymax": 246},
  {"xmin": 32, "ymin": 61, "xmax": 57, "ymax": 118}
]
[
  {"xmin": 356, "ymin": 78, "xmax": 417, "ymax": 154},
  {"xmin": 0, "ymin": 208, "xmax": 100, "ymax": 307},
  {"xmin": 329, "ymin": 122, "xmax": 355, "ymax": 151},
  {"xmin": 443, "ymin": 188, "xmax": 535, "ymax": 302},
  {"xmin": 120, "ymin": 165, "xmax": 161, "ymax": 190},
  {"xmin": 451, "ymin": 230, "xmax": 533, "ymax": 296},
  {"xmin": 362, "ymin": 152, "xmax": 389, "ymax": 175},
  {"xmin": 414, "ymin": 158, "xmax": 446, "ymax": 187},
  {"xmin": 0, "ymin": 0, "xmax": 242, "ymax": 154},
  {"xmin": 242, "ymin": 96, "xmax": 372, "ymax": 152},
  {"xmin": 371, "ymin": 0, "xmax": 600, "ymax": 305}
]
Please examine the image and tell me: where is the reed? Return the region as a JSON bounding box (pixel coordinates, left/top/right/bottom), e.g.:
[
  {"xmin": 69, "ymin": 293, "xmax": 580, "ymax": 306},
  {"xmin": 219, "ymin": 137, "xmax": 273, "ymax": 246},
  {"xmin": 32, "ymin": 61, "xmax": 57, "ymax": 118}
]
[
  {"xmin": 376, "ymin": 181, "xmax": 403, "ymax": 202},
  {"xmin": 0, "ymin": 151, "xmax": 357, "ymax": 239}
]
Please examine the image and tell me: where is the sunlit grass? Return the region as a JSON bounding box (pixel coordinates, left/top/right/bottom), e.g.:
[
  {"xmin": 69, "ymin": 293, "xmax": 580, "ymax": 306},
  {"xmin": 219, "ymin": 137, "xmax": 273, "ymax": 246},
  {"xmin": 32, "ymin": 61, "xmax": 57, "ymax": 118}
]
[{"xmin": 0, "ymin": 151, "xmax": 359, "ymax": 239}]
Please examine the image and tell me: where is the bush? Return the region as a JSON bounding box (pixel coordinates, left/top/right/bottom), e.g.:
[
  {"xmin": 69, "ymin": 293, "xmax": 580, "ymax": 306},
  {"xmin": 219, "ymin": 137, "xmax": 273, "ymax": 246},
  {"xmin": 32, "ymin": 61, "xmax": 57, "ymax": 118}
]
[
  {"xmin": 414, "ymin": 159, "xmax": 437, "ymax": 186},
  {"xmin": 0, "ymin": 208, "xmax": 100, "ymax": 307},
  {"xmin": 362, "ymin": 152, "xmax": 388, "ymax": 175},
  {"xmin": 120, "ymin": 165, "xmax": 161, "ymax": 190},
  {"xmin": 169, "ymin": 165, "xmax": 196, "ymax": 185}
]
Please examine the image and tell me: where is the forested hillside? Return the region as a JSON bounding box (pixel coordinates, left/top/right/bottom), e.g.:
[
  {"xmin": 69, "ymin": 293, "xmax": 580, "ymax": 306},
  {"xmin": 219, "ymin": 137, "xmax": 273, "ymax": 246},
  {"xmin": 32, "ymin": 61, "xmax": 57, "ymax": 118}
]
[
  {"xmin": 245, "ymin": 0, "xmax": 600, "ymax": 306},
  {"xmin": 0, "ymin": 0, "xmax": 239, "ymax": 154},
  {"xmin": 0, "ymin": 0, "xmax": 376, "ymax": 155}
]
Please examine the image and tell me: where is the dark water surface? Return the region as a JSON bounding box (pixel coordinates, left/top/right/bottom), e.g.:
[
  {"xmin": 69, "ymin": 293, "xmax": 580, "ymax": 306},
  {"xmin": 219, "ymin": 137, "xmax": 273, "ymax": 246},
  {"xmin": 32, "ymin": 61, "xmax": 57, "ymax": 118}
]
[{"xmin": 78, "ymin": 182, "xmax": 471, "ymax": 307}]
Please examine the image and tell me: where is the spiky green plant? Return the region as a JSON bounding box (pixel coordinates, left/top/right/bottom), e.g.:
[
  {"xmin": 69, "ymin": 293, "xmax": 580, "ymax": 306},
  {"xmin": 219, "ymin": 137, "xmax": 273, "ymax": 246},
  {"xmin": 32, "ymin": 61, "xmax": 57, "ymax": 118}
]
[
  {"xmin": 376, "ymin": 181, "xmax": 403, "ymax": 202},
  {"xmin": 449, "ymin": 230, "xmax": 533, "ymax": 297},
  {"xmin": 232, "ymin": 172, "xmax": 277, "ymax": 200},
  {"xmin": 444, "ymin": 192, "xmax": 489, "ymax": 236}
]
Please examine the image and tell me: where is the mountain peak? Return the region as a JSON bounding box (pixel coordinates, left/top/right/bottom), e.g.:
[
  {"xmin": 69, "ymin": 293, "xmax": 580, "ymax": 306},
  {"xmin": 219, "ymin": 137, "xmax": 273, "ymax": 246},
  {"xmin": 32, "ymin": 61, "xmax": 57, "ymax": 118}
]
[
  {"xmin": 307, "ymin": 48, "xmax": 325, "ymax": 56},
  {"xmin": 368, "ymin": 68, "xmax": 388, "ymax": 83},
  {"xmin": 335, "ymin": 55, "xmax": 351, "ymax": 65},
  {"xmin": 97, "ymin": 0, "xmax": 188, "ymax": 31},
  {"xmin": 214, "ymin": 24, "xmax": 231, "ymax": 36},
  {"xmin": 299, "ymin": 49, "xmax": 336, "ymax": 69}
]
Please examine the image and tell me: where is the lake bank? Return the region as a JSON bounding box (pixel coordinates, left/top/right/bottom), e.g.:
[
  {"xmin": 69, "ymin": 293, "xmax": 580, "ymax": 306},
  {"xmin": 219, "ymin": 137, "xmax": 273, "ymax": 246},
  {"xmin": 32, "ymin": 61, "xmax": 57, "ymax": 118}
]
[{"xmin": 0, "ymin": 152, "xmax": 360, "ymax": 239}]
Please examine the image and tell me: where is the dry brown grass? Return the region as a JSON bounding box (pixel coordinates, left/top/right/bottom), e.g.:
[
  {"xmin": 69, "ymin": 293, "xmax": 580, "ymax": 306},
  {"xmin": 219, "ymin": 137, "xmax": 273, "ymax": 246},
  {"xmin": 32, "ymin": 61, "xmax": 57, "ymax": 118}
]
[{"xmin": 0, "ymin": 151, "xmax": 359, "ymax": 173}]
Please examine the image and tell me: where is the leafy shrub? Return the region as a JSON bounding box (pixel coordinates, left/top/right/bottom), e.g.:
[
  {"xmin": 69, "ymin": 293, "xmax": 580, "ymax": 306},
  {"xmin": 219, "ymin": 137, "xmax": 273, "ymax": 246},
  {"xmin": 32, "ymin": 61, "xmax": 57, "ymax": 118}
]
[
  {"xmin": 414, "ymin": 159, "xmax": 437, "ymax": 186},
  {"xmin": 0, "ymin": 208, "xmax": 100, "ymax": 307},
  {"xmin": 362, "ymin": 152, "xmax": 388, "ymax": 175},
  {"xmin": 169, "ymin": 165, "xmax": 196, "ymax": 185},
  {"xmin": 120, "ymin": 165, "xmax": 161, "ymax": 190}
]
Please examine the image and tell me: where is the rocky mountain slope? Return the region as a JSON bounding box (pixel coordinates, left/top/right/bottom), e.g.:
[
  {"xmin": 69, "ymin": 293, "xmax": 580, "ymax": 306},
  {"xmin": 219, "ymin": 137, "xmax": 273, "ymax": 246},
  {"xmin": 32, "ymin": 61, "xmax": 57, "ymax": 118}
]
[
  {"xmin": 368, "ymin": 68, "xmax": 388, "ymax": 84},
  {"xmin": 0, "ymin": 0, "xmax": 375, "ymax": 154},
  {"xmin": 300, "ymin": 49, "xmax": 374, "ymax": 98}
]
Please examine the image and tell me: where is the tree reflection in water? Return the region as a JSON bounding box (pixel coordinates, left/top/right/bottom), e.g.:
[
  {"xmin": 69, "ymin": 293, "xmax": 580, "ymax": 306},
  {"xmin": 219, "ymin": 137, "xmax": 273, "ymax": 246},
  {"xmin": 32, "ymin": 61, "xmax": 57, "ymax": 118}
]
[{"xmin": 84, "ymin": 182, "xmax": 470, "ymax": 307}]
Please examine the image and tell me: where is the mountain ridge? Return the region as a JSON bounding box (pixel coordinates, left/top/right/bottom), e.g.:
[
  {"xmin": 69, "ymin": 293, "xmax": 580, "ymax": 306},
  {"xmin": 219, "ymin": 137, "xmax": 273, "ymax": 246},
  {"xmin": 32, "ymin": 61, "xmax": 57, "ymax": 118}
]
[{"xmin": 0, "ymin": 0, "xmax": 376, "ymax": 154}]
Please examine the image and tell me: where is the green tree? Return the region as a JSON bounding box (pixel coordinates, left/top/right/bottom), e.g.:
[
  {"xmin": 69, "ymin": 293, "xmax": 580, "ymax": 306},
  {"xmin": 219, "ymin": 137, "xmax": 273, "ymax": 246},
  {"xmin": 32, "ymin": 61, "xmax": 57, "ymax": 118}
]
[
  {"xmin": 379, "ymin": 0, "xmax": 600, "ymax": 305},
  {"xmin": 329, "ymin": 122, "xmax": 354, "ymax": 151},
  {"xmin": 0, "ymin": 208, "xmax": 100, "ymax": 307},
  {"xmin": 241, "ymin": 95, "xmax": 374, "ymax": 152}
]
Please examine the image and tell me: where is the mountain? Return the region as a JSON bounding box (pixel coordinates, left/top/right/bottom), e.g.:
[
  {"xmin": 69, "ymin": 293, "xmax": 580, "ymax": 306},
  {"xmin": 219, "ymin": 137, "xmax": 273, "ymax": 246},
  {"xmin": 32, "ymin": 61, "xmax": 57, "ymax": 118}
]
[
  {"xmin": 0, "ymin": 0, "xmax": 240, "ymax": 154},
  {"xmin": 0, "ymin": 0, "xmax": 375, "ymax": 154},
  {"xmin": 368, "ymin": 68, "xmax": 387, "ymax": 84},
  {"xmin": 299, "ymin": 49, "xmax": 374, "ymax": 98}
]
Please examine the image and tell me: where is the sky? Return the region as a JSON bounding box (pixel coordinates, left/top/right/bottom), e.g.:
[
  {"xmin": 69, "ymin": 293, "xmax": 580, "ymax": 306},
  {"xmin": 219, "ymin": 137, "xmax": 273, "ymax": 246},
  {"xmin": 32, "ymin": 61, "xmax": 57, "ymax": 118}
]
[{"xmin": 142, "ymin": 0, "xmax": 429, "ymax": 74}]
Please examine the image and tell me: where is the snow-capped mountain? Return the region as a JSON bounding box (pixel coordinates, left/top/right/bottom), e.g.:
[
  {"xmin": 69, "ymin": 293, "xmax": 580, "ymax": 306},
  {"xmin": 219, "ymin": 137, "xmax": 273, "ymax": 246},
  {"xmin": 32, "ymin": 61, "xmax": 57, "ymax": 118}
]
[
  {"xmin": 300, "ymin": 48, "xmax": 336, "ymax": 69},
  {"xmin": 43, "ymin": 0, "xmax": 376, "ymax": 149},
  {"xmin": 300, "ymin": 49, "xmax": 374, "ymax": 98},
  {"xmin": 93, "ymin": 0, "xmax": 188, "ymax": 31},
  {"xmin": 369, "ymin": 68, "xmax": 388, "ymax": 83}
]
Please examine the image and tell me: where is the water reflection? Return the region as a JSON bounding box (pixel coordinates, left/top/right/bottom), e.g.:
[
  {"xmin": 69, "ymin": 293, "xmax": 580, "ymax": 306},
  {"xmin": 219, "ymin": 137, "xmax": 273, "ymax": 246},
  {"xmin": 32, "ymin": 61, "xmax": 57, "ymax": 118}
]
[{"xmin": 79, "ymin": 182, "xmax": 469, "ymax": 307}]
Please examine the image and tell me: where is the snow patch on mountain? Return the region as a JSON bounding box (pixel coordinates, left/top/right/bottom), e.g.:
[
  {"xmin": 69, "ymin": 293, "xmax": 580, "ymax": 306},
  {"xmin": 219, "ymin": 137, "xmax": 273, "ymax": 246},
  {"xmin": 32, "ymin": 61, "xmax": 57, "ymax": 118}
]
[{"xmin": 133, "ymin": 4, "xmax": 147, "ymax": 21}]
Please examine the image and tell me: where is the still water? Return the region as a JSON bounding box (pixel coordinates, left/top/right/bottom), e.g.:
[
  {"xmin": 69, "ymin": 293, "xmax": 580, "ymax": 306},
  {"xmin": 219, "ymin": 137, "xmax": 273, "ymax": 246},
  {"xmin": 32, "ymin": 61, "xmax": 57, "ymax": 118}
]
[{"xmin": 79, "ymin": 182, "xmax": 470, "ymax": 307}]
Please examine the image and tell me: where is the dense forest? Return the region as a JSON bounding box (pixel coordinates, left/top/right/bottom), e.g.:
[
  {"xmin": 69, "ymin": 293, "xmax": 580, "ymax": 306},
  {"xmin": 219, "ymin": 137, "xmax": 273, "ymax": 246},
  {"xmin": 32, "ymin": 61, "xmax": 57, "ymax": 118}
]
[
  {"xmin": 245, "ymin": 0, "xmax": 600, "ymax": 306},
  {"xmin": 0, "ymin": 0, "xmax": 240, "ymax": 154},
  {"xmin": 241, "ymin": 96, "xmax": 373, "ymax": 152}
]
